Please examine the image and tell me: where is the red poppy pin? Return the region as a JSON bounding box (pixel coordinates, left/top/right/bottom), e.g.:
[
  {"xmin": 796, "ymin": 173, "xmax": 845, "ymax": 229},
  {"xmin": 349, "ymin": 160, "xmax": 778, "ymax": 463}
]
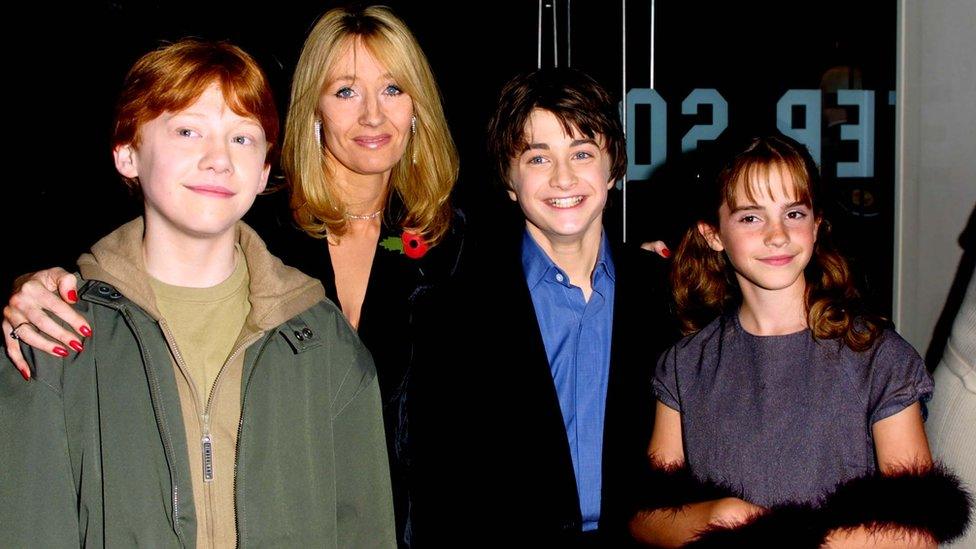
[{"xmin": 379, "ymin": 231, "xmax": 429, "ymax": 259}]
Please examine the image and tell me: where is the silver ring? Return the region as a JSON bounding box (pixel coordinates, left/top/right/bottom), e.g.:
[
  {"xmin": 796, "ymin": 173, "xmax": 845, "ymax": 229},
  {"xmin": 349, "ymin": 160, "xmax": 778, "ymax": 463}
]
[{"xmin": 9, "ymin": 322, "xmax": 32, "ymax": 341}]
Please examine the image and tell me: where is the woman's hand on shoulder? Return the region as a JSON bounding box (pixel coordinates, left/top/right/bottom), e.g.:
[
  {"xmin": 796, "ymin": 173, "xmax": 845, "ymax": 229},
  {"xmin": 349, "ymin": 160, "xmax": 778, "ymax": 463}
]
[
  {"xmin": 3, "ymin": 268, "xmax": 89, "ymax": 380},
  {"xmin": 641, "ymin": 240, "xmax": 672, "ymax": 259}
]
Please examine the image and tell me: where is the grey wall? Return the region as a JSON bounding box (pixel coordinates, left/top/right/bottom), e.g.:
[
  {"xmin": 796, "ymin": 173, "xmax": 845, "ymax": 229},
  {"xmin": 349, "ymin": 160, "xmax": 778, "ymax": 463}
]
[{"xmin": 895, "ymin": 0, "xmax": 976, "ymax": 356}]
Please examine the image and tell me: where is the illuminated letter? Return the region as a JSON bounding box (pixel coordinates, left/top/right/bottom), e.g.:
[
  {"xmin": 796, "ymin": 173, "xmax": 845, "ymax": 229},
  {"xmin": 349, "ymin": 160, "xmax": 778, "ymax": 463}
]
[
  {"xmin": 776, "ymin": 89, "xmax": 821, "ymax": 166},
  {"xmin": 681, "ymin": 89, "xmax": 728, "ymax": 153},
  {"xmin": 837, "ymin": 90, "xmax": 875, "ymax": 178},
  {"xmin": 624, "ymin": 88, "xmax": 667, "ymax": 181}
]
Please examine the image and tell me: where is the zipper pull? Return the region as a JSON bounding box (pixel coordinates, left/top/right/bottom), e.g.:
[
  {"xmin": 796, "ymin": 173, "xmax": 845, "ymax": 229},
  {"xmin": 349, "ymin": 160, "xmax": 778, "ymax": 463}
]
[{"xmin": 202, "ymin": 434, "xmax": 215, "ymax": 483}]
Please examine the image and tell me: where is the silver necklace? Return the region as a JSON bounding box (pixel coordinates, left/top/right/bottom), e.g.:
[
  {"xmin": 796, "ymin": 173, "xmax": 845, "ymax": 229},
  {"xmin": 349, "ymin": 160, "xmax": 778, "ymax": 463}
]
[{"xmin": 345, "ymin": 209, "xmax": 382, "ymax": 220}]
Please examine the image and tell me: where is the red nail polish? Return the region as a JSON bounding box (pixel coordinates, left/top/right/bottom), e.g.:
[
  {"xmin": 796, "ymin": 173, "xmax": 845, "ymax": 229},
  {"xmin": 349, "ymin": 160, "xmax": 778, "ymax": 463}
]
[
  {"xmin": 21, "ymin": 369, "xmax": 30, "ymax": 381},
  {"xmin": 662, "ymin": 248, "xmax": 672, "ymax": 258},
  {"xmin": 67, "ymin": 290, "xmax": 78, "ymax": 303},
  {"xmin": 80, "ymin": 326, "xmax": 92, "ymax": 337},
  {"xmin": 69, "ymin": 340, "xmax": 84, "ymax": 352},
  {"xmin": 53, "ymin": 347, "xmax": 69, "ymax": 357}
]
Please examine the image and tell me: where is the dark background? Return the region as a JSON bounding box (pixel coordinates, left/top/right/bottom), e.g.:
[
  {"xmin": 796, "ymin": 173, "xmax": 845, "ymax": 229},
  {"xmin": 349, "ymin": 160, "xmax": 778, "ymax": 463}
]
[{"xmin": 4, "ymin": 1, "xmax": 895, "ymax": 312}]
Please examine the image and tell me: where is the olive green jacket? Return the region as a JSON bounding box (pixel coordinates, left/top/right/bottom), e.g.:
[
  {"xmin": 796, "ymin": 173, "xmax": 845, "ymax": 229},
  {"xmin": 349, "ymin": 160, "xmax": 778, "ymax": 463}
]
[{"xmin": 0, "ymin": 219, "xmax": 395, "ymax": 548}]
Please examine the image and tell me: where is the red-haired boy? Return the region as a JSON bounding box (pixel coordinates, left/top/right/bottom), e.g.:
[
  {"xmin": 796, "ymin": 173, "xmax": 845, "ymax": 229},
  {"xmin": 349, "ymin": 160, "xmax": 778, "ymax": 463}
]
[{"xmin": 0, "ymin": 40, "xmax": 394, "ymax": 547}]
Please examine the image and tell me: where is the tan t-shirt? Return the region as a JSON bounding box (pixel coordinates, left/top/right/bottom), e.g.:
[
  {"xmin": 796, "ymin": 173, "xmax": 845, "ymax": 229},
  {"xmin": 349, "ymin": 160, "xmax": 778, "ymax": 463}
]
[{"xmin": 149, "ymin": 249, "xmax": 250, "ymax": 403}]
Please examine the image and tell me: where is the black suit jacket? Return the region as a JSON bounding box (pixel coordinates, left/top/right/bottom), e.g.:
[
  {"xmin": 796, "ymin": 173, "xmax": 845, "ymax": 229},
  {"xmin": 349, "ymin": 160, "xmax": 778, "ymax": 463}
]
[{"xmin": 409, "ymin": 226, "xmax": 677, "ymax": 547}]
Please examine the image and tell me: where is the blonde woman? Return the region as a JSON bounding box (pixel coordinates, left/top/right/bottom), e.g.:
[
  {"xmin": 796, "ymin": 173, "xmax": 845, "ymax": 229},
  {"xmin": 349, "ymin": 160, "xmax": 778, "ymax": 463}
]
[{"xmin": 3, "ymin": 6, "xmax": 461, "ymax": 546}]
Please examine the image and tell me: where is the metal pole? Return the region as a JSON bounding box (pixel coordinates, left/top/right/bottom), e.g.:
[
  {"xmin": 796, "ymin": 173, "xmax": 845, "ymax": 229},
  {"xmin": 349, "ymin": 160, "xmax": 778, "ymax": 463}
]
[
  {"xmin": 553, "ymin": 0, "xmax": 559, "ymax": 67},
  {"xmin": 621, "ymin": 0, "xmax": 628, "ymax": 243},
  {"xmin": 567, "ymin": 0, "xmax": 572, "ymax": 66},
  {"xmin": 650, "ymin": 0, "xmax": 655, "ymax": 89},
  {"xmin": 537, "ymin": 0, "xmax": 543, "ymax": 68}
]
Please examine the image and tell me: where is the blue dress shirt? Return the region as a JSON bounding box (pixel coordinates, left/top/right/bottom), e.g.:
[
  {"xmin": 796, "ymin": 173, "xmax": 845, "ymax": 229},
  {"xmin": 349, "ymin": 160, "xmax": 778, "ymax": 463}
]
[{"xmin": 521, "ymin": 230, "xmax": 615, "ymax": 532}]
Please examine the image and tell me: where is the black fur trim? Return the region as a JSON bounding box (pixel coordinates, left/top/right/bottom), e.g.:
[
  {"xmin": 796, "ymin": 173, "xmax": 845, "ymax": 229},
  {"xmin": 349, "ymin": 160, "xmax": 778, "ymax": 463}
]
[
  {"xmin": 820, "ymin": 464, "xmax": 972, "ymax": 543},
  {"xmin": 681, "ymin": 464, "xmax": 972, "ymax": 547},
  {"xmin": 633, "ymin": 461, "xmax": 742, "ymax": 512},
  {"xmin": 684, "ymin": 503, "xmax": 824, "ymax": 549}
]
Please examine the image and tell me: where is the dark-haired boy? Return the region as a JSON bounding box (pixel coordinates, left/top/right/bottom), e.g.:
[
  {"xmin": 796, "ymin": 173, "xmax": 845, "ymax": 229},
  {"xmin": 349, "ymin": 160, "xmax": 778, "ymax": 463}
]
[{"xmin": 411, "ymin": 68, "xmax": 675, "ymax": 546}]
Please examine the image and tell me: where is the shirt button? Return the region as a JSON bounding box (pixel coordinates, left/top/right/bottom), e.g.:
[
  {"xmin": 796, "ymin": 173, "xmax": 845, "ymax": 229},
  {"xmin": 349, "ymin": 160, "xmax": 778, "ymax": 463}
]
[{"xmin": 555, "ymin": 273, "xmax": 564, "ymax": 283}]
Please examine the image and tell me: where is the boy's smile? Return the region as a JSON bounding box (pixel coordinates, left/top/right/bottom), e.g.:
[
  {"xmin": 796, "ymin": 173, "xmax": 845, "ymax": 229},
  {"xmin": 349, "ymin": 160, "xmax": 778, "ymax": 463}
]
[{"xmin": 114, "ymin": 83, "xmax": 271, "ymax": 244}]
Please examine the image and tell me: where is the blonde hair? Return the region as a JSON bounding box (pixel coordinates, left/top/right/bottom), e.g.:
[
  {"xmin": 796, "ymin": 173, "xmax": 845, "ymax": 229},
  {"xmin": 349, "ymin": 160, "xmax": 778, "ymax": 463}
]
[
  {"xmin": 282, "ymin": 5, "xmax": 458, "ymax": 244},
  {"xmin": 673, "ymin": 135, "xmax": 883, "ymax": 351}
]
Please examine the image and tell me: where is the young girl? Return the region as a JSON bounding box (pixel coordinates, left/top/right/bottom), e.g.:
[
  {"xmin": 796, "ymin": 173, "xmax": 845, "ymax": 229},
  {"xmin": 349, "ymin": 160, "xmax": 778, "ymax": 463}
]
[{"xmin": 629, "ymin": 135, "xmax": 970, "ymax": 547}]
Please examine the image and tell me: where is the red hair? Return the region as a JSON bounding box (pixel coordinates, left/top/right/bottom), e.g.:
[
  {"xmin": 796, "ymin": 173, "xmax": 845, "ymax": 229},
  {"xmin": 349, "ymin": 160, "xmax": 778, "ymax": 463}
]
[{"xmin": 113, "ymin": 39, "xmax": 279, "ymax": 187}]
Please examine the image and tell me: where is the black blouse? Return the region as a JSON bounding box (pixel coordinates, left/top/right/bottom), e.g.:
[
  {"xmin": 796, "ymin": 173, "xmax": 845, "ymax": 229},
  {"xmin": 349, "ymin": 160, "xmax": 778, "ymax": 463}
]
[{"xmin": 245, "ymin": 191, "xmax": 465, "ymax": 547}]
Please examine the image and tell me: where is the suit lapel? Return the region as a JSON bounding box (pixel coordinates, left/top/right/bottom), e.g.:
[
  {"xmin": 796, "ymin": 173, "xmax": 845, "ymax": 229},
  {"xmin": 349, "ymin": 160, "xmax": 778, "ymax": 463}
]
[{"xmin": 499, "ymin": 244, "xmax": 584, "ymax": 522}]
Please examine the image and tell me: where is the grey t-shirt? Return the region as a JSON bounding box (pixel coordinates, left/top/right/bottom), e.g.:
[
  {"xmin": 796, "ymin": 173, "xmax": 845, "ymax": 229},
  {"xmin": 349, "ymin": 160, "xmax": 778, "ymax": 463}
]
[{"xmin": 653, "ymin": 312, "xmax": 933, "ymax": 507}]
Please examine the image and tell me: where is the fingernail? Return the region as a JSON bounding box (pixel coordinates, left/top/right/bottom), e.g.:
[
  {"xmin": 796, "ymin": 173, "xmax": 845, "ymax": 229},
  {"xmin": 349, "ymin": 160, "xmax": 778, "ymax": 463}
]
[
  {"xmin": 21, "ymin": 369, "xmax": 30, "ymax": 381},
  {"xmin": 662, "ymin": 248, "xmax": 672, "ymax": 258},
  {"xmin": 67, "ymin": 290, "xmax": 78, "ymax": 303},
  {"xmin": 69, "ymin": 340, "xmax": 84, "ymax": 352},
  {"xmin": 79, "ymin": 326, "xmax": 92, "ymax": 337},
  {"xmin": 53, "ymin": 347, "xmax": 69, "ymax": 357}
]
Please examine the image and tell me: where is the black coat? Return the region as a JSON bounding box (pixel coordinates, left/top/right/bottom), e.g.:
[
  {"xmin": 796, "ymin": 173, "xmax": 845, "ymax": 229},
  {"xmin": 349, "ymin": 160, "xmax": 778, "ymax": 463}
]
[
  {"xmin": 245, "ymin": 192, "xmax": 466, "ymax": 547},
  {"xmin": 409, "ymin": 225, "xmax": 677, "ymax": 547}
]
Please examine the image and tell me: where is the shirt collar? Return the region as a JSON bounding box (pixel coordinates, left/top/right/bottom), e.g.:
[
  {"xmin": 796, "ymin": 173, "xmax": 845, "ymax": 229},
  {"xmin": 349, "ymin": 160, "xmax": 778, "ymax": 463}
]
[
  {"xmin": 595, "ymin": 232, "xmax": 616, "ymax": 283},
  {"xmin": 521, "ymin": 229, "xmax": 616, "ymax": 289}
]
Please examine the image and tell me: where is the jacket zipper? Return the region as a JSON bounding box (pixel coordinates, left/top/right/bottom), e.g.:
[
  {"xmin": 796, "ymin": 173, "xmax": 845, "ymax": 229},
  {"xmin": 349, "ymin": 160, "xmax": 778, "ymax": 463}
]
[
  {"xmin": 232, "ymin": 331, "xmax": 274, "ymax": 549},
  {"xmin": 162, "ymin": 317, "xmax": 271, "ymax": 548},
  {"xmin": 159, "ymin": 321, "xmax": 212, "ymax": 546}
]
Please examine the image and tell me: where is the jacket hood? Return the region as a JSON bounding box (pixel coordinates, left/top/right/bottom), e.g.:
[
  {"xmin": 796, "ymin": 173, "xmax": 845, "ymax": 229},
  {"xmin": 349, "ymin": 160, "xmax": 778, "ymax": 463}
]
[{"xmin": 77, "ymin": 217, "xmax": 325, "ymax": 332}]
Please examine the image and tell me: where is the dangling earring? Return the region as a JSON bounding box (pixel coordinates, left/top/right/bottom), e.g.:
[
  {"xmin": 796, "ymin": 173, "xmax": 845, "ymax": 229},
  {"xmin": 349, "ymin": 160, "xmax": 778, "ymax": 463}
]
[
  {"xmin": 314, "ymin": 120, "xmax": 322, "ymax": 147},
  {"xmin": 410, "ymin": 116, "xmax": 417, "ymax": 164}
]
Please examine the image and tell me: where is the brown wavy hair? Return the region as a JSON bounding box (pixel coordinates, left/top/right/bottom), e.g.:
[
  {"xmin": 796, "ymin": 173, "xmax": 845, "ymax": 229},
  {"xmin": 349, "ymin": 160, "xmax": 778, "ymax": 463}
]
[
  {"xmin": 282, "ymin": 5, "xmax": 457, "ymax": 245},
  {"xmin": 672, "ymin": 135, "xmax": 883, "ymax": 351},
  {"xmin": 487, "ymin": 68, "xmax": 626, "ymax": 188}
]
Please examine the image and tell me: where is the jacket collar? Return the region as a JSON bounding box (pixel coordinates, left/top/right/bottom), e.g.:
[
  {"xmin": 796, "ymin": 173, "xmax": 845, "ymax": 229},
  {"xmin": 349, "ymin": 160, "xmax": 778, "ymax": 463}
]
[{"xmin": 77, "ymin": 217, "xmax": 325, "ymax": 333}]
